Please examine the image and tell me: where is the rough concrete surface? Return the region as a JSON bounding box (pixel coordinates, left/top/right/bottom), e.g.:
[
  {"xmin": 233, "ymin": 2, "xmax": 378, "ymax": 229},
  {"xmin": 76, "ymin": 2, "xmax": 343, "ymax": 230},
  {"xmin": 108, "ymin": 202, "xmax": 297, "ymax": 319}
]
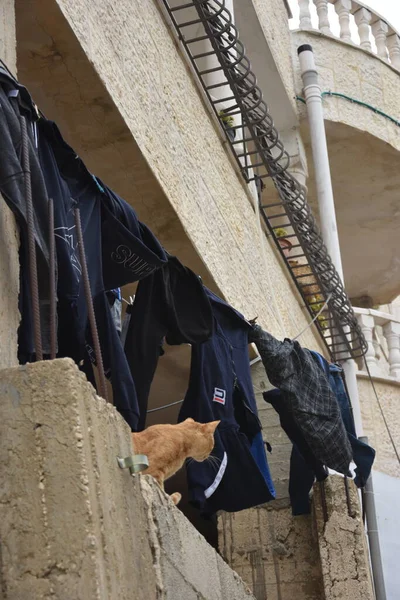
[
  {"xmin": 0, "ymin": 359, "xmax": 255, "ymax": 599},
  {"xmin": 219, "ymin": 505, "xmax": 324, "ymax": 600},
  {"xmin": 313, "ymin": 476, "xmax": 374, "ymax": 600}
]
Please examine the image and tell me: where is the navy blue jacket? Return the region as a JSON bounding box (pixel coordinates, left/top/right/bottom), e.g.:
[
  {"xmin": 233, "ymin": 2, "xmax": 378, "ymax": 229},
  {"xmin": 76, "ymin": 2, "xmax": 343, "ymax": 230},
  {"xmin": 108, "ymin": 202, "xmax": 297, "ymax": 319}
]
[
  {"xmin": 37, "ymin": 118, "xmax": 167, "ymax": 429},
  {"xmin": 179, "ymin": 290, "xmax": 275, "ymax": 514}
]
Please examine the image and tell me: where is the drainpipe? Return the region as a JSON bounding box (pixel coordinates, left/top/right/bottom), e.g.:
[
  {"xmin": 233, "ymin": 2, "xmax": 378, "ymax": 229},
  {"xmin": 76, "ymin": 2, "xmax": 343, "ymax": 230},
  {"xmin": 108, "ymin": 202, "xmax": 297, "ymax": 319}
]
[{"xmin": 298, "ymin": 44, "xmax": 386, "ymax": 600}]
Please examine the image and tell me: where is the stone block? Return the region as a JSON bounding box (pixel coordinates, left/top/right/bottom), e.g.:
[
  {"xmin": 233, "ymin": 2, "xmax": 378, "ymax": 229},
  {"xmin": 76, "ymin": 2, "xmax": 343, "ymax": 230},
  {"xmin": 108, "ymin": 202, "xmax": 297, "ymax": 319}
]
[
  {"xmin": 0, "ymin": 360, "xmax": 254, "ymax": 599},
  {"xmin": 313, "ymin": 476, "xmax": 374, "ymax": 600}
]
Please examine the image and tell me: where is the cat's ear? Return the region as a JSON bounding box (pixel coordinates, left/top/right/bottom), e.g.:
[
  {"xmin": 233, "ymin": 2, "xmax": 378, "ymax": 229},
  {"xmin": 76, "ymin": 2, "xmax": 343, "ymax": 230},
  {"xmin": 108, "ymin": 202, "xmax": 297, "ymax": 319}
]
[
  {"xmin": 185, "ymin": 417, "xmax": 195, "ymax": 423},
  {"xmin": 203, "ymin": 420, "xmax": 220, "ymax": 434}
]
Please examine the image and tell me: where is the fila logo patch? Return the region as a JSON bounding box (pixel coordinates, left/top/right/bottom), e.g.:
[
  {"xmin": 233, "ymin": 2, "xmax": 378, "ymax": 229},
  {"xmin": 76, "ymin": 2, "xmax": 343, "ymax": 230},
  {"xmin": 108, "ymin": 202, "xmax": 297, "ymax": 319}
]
[{"xmin": 213, "ymin": 388, "xmax": 226, "ymax": 405}]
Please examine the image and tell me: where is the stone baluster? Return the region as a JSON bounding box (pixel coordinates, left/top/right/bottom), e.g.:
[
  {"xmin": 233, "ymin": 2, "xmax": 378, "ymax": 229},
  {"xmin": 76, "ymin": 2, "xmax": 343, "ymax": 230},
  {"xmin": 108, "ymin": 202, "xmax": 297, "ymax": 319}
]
[
  {"xmin": 354, "ymin": 7, "xmax": 372, "ymax": 51},
  {"xmin": 313, "ymin": 0, "xmax": 331, "ymax": 34},
  {"xmin": 372, "ymin": 327, "xmax": 381, "ymax": 361},
  {"xmin": 358, "ymin": 314, "xmax": 378, "ymax": 374},
  {"xmin": 371, "ymin": 19, "xmax": 389, "ymax": 59},
  {"xmin": 334, "ymin": 0, "xmax": 352, "ymax": 43},
  {"xmin": 383, "ymin": 321, "xmax": 400, "ymax": 379},
  {"xmin": 299, "ymin": 0, "xmax": 312, "ymax": 29},
  {"xmin": 387, "ymin": 33, "xmax": 400, "ymax": 70}
]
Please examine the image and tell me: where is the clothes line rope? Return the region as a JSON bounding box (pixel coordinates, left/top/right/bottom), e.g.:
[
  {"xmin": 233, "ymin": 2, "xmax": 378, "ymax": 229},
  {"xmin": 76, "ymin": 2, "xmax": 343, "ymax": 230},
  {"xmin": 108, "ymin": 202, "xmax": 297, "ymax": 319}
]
[{"xmin": 147, "ymin": 398, "xmax": 184, "ymax": 413}]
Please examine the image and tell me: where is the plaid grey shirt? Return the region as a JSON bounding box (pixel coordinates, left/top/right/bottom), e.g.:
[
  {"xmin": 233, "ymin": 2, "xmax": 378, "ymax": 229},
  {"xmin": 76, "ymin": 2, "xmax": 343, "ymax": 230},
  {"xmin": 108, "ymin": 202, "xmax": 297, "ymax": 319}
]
[{"xmin": 249, "ymin": 325, "xmax": 352, "ymax": 474}]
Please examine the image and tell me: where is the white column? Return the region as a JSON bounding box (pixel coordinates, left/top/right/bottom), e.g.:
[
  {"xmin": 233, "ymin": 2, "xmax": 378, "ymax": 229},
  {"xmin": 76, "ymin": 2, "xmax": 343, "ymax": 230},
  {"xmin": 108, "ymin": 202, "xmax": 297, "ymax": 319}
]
[
  {"xmin": 299, "ymin": 0, "xmax": 312, "ymax": 29},
  {"xmin": 298, "ymin": 45, "xmax": 363, "ymax": 434},
  {"xmin": 358, "ymin": 314, "xmax": 378, "ymax": 375},
  {"xmin": 371, "ymin": 20, "xmax": 389, "ymax": 59},
  {"xmin": 313, "ymin": 0, "xmax": 331, "ymax": 34},
  {"xmin": 334, "ymin": 0, "xmax": 352, "ymax": 43},
  {"xmin": 354, "ymin": 7, "xmax": 372, "ymax": 51},
  {"xmin": 383, "ymin": 321, "xmax": 400, "ymax": 379},
  {"xmin": 387, "ymin": 33, "xmax": 400, "ymax": 70},
  {"xmin": 297, "ymin": 47, "xmax": 344, "ymax": 279}
]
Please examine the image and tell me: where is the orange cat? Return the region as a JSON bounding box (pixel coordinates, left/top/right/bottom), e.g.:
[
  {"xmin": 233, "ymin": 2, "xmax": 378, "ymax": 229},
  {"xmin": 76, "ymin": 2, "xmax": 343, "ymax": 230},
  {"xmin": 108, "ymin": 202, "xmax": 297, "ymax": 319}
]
[{"xmin": 132, "ymin": 418, "xmax": 220, "ymax": 505}]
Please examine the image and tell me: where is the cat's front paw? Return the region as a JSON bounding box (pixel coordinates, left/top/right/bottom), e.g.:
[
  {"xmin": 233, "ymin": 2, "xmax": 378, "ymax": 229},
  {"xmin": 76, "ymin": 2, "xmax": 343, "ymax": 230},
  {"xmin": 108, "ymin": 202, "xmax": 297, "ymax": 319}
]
[{"xmin": 170, "ymin": 492, "xmax": 182, "ymax": 506}]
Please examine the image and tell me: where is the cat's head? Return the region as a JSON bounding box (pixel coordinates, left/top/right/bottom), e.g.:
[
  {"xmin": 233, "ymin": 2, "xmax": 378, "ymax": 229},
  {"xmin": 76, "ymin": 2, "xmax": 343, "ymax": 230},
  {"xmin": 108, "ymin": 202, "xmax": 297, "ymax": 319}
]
[{"xmin": 181, "ymin": 418, "xmax": 220, "ymax": 462}]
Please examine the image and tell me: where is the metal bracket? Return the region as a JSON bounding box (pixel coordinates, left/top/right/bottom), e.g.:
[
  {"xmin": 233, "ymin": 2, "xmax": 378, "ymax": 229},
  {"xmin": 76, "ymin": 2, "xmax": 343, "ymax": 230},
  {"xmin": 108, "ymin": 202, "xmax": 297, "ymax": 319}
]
[{"xmin": 117, "ymin": 454, "xmax": 149, "ymax": 475}]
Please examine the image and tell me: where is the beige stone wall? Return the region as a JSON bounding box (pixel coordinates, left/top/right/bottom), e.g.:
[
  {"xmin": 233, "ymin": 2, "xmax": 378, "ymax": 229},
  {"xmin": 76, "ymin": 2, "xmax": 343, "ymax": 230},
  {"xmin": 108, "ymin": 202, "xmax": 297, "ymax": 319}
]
[
  {"xmin": 37, "ymin": 0, "xmax": 324, "ymax": 351},
  {"xmin": 292, "ymin": 30, "xmax": 400, "ymax": 152},
  {"xmin": 358, "ymin": 375, "xmax": 400, "ymax": 478},
  {"xmin": 219, "ymin": 507, "xmax": 323, "ymax": 600},
  {"xmin": 313, "ymin": 476, "xmax": 374, "ymax": 600},
  {"xmin": 0, "ymin": 358, "xmax": 255, "ymax": 600},
  {"xmin": 0, "ymin": 0, "xmax": 20, "ymax": 368}
]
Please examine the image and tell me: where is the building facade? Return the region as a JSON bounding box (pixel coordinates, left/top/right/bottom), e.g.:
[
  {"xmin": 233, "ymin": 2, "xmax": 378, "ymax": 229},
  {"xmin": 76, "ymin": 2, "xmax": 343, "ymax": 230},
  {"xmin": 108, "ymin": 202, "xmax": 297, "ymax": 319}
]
[{"xmin": 0, "ymin": 0, "xmax": 399, "ymax": 598}]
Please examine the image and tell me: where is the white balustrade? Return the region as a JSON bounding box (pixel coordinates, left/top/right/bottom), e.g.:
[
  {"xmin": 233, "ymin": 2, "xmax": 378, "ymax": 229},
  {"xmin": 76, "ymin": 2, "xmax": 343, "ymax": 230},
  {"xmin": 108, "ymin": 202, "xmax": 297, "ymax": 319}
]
[
  {"xmin": 313, "ymin": 0, "xmax": 331, "ymax": 34},
  {"xmin": 354, "ymin": 7, "xmax": 372, "ymax": 51},
  {"xmin": 387, "ymin": 33, "xmax": 400, "ymax": 70},
  {"xmin": 357, "ymin": 313, "xmax": 379, "ymax": 375},
  {"xmin": 354, "ymin": 308, "xmax": 400, "ymax": 381},
  {"xmin": 295, "ymin": 0, "xmax": 400, "ymax": 72},
  {"xmin": 334, "ymin": 0, "xmax": 352, "ymax": 43},
  {"xmin": 299, "ymin": 0, "xmax": 312, "ymax": 30},
  {"xmin": 383, "ymin": 321, "xmax": 400, "ymax": 379},
  {"xmin": 371, "ymin": 19, "xmax": 389, "ymax": 59}
]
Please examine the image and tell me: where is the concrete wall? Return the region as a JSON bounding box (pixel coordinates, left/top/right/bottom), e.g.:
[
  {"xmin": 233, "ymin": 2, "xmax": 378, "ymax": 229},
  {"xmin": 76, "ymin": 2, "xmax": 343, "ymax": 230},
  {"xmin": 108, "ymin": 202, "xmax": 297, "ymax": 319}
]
[
  {"xmin": 219, "ymin": 506, "xmax": 323, "ymax": 600},
  {"xmin": 0, "ymin": 358, "xmax": 255, "ymax": 599},
  {"xmin": 19, "ymin": 0, "xmax": 324, "ymax": 351},
  {"xmin": 0, "ymin": 0, "xmax": 20, "ymax": 369},
  {"xmin": 313, "ymin": 476, "xmax": 374, "ymax": 600},
  {"xmin": 292, "ymin": 30, "xmax": 400, "ymax": 153}
]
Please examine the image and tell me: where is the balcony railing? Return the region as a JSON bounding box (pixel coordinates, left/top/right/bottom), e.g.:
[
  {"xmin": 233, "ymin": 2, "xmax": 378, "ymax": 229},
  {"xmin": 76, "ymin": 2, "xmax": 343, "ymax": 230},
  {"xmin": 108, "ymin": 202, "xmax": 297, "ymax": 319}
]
[
  {"xmin": 158, "ymin": 0, "xmax": 367, "ymax": 361},
  {"xmin": 295, "ymin": 0, "xmax": 400, "ymax": 71},
  {"xmin": 355, "ymin": 307, "xmax": 400, "ymax": 380}
]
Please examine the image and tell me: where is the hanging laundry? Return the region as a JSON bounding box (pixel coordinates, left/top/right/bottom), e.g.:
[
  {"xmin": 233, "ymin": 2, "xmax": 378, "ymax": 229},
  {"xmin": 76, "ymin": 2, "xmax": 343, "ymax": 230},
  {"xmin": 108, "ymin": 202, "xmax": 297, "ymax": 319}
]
[
  {"xmin": 263, "ymin": 387, "xmax": 328, "ymax": 515},
  {"xmin": 124, "ymin": 254, "xmax": 214, "ymax": 430},
  {"xmin": 311, "ymin": 352, "xmax": 376, "ymax": 486},
  {"xmin": 106, "ymin": 289, "xmax": 122, "ymax": 335},
  {"xmin": 249, "ymin": 324, "xmax": 353, "ymax": 474},
  {"xmin": 283, "ymin": 354, "xmax": 376, "ymax": 515},
  {"xmin": 179, "ymin": 290, "xmax": 275, "ymax": 514},
  {"xmin": 34, "ymin": 117, "xmax": 167, "ymax": 430},
  {"xmin": 0, "ymin": 68, "xmax": 53, "ymax": 357}
]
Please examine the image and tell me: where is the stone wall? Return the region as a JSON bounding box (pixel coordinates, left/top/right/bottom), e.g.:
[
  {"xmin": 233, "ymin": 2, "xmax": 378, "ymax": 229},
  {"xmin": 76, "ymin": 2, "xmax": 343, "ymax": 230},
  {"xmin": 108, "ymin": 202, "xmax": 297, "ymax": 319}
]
[
  {"xmin": 358, "ymin": 375, "xmax": 400, "ymax": 478},
  {"xmin": 0, "ymin": 0, "xmax": 20, "ymax": 369},
  {"xmin": 0, "ymin": 358, "xmax": 255, "ymax": 600},
  {"xmin": 313, "ymin": 476, "xmax": 374, "ymax": 600},
  {"xmin": 292, "ymin": 30, "xmax": 400, "ymax": 153}
]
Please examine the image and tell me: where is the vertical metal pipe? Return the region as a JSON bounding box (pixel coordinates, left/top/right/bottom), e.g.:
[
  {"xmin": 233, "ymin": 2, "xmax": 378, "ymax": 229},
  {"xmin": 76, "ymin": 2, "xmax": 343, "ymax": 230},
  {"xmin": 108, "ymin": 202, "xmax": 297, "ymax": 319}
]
[
  {"xmin": 20, "ymin": 115, "xmax": 43, "ymax": 361},
  {"xmin": 298, "ymin": 44, "xmax": 386, "ymax": 600},
  {"xmin": 73, "ymin": 204, "xmax": 109, "ymax": 403},
  {"xmin": 360, "ymin": 436, "xmax": 387, "ymax": 600},
  {"xmin": 48, "ymin": 198, "xmax": 57, "ymax": 360}
]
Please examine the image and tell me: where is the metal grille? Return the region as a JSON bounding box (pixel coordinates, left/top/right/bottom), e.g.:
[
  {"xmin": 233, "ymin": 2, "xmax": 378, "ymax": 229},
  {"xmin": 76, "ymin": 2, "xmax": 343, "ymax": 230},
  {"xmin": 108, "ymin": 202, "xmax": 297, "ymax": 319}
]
[{"xmin": 158, "ymin": 0, "xmax": 367, "ymax": 360}]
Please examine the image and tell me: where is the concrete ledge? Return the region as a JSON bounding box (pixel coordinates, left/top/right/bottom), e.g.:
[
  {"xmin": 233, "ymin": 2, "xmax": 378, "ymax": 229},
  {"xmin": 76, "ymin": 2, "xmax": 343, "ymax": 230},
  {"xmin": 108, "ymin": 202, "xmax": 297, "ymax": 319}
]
[{"xmin": 0, "ymin": 359, "xmax": 254, "ymax": 599}]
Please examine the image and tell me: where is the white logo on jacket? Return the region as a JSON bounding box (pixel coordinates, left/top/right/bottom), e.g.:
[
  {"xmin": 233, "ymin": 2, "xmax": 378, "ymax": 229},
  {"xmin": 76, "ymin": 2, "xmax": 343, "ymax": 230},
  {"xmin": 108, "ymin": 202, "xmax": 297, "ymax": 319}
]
[{"xmin": 213, "ymin": 388, "xmax": 226, "ymax": 405}]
